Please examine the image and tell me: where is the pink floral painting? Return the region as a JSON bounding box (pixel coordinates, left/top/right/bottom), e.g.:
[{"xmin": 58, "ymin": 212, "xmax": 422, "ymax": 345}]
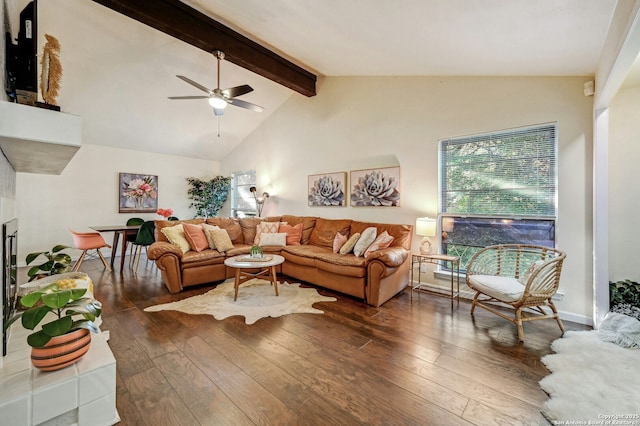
[{"xmin": 119, "ymin": 173, "xmax": 158, "ymax": 213}]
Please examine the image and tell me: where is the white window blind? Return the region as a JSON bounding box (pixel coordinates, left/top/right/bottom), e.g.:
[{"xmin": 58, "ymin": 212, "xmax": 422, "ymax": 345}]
[
  {"xmin": 440, "ymin": 123, "xmax": 557, "ymax": 217},
  {"xmin": 231, "ymin": 170, "xmax": 256, "ymax": 217}
]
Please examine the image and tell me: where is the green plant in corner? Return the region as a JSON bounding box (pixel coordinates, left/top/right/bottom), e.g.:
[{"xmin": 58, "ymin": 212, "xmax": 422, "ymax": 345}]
[
  {"xmin": 186, "ymin": 176, "xmax": 231, "ymax": 218},
  {"xmin": 26, "ymin": 245, "xmax": 73, "ymax": 282},
  {"xmin": 4, "ymin": 282, "xmax": 102, "ymax": 347}
]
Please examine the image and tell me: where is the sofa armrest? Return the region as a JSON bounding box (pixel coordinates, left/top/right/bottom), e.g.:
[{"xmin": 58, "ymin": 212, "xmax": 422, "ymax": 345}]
[
  {"xmin": 148, "ymin": 241, "xmax": 183, "ymax": 260},
  {"xmin": 365, "ymin": 246, "xmax": 408, "ymax": 267}
]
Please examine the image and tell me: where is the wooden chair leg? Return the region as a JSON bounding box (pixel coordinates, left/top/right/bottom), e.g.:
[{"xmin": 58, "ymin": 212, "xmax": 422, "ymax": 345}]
[
  {"xmin": 97, "ymin": 249, "xmax": 112, "ymax": 272},
  {"xmin": 134, "ymin": 246, "xmax": 143, "ymax": 272},
  {"xmin": 548, "ymin": 300, "xmax": 565, "ymax": 335},
  {"xmin": 515, "ymin": 308, "xmax": 525, "ymax": 342},
  {"xmin": 73, "ymin": 251, "xmax": 87, "ymax": 272},
  {"xmin": 470, "ymin": 292, "xmax": 480, "ymax": 315}
]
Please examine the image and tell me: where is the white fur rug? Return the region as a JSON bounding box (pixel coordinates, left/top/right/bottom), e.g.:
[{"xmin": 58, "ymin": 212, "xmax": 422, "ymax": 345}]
[
  {"xmin": 144, "ymin": 278, "xmax": 336, "ymax": 324},
  {"xmin": 539, "ymin": 330, "xmax": 640, "ymax": 423}
]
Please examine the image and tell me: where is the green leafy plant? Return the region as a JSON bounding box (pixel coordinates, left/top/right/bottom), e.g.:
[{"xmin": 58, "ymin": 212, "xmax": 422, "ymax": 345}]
[
  {"xmin": 250, "ymin": 245, "xmax": 264, "ymax": 258},
  {"xmin": 26, "ymin": 245, "xmax": 73, "ymax": 282},
  {"xmin": 186, "ymin": 176, "xmax": 231, "ymax": 218},
  {"xmin": 4, "ymin": 282, "xmax": 102, "ymax": 347},
  {"xmin": 610, "ymin": 279, "xmax": 640, "ymax": 307}
]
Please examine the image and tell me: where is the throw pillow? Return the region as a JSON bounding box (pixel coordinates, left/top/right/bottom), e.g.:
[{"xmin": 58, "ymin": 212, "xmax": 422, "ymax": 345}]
[
  {"xmin": 254, "ymin": 221, "xmax": 282, "ymax": 245},
  {"xmin": 209, "ymin": 229, "xmax": 234, "ymax": 252},
  {"xmin": 333, "ymin": 232, "xmax": 348, "ymax": 253},
  {"xmin": 364, "ymin": 231, "xmax": 395, "ymax": 258},
  {"xmin": 182, "ymin": 223, "xmax": 209, "ymax": 252},
  {"xmin": 258, "ymin": 232, "xmax": 287, "ymax": 247},
  {"xmin": 339, "ymin": 232, "xmax": 361, "ymax": 255},
  {"xmin": 279, "ymin": 223, "xmax": 303, "ymax": 245},
  {"xmin": 201, "ymin": 223, "xmax": 221, "ymax": 249},
  {"xmin": 518, "ymin": 259, "xmax": 546, "ymax": 285},
  {"xmin": 160, "ymin": 224, "xmax": 191, "ymax": 254},
  {"xmin": 353, "ymin": 227, "xmax": 378, "ymax": 257}
]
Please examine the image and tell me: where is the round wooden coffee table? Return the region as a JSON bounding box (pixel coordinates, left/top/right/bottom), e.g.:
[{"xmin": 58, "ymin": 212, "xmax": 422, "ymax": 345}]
[{"xmin": 224, "ymin": 254, "xmax": 285, "ymax": 301}]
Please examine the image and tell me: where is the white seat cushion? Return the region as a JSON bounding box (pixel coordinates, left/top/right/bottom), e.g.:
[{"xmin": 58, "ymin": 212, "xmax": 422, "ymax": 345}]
[{"xmin": 468, "ymin": 274, "xmax": 524, "ymax": 303}]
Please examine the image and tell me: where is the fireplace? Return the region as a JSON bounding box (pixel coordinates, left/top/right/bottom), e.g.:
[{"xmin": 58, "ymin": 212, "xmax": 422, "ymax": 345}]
[{"xmin": 2, "ymin": 218, "xmax": 18, "ymax": 356}]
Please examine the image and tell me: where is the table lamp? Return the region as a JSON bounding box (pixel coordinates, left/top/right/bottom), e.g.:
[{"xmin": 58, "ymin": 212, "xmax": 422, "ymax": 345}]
[{"xmin": 415, "ymin": 217, "xmax": 436, "ymax": 254}]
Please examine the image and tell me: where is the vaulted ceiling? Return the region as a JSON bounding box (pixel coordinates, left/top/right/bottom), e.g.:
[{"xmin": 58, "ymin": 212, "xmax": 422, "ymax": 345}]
[{"xmin": 77, "ymin": 0, "xmax": 619, "ymax": 160}]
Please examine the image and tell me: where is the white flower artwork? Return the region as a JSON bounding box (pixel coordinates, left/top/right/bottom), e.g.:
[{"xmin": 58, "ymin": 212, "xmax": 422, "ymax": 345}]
[{"xmin": 350, "ymin": 166, "xmax": 400, "ymax": 207}]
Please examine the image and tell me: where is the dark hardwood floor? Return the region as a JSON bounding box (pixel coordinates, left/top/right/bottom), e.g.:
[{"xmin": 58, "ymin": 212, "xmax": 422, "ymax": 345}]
[{"xmin": 66, "ymin": 255, "xmax": 590, "ymax": 426}]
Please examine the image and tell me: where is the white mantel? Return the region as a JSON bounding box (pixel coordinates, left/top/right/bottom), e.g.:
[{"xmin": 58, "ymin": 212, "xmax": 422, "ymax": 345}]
[{"xmin": 0, "ymin": 101, "xmax": 81, "ymax": 175}]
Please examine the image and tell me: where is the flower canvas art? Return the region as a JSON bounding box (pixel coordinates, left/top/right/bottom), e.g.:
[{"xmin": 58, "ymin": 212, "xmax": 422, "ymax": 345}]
[
  {"xmin": 350, "ymin": 166, "xmax": 400, "ymax": 207},
  {"xmin": 308, "ymin": 172, "xmax": 346, "ymax": 206},
  {"xmin": 119, "ymin": 173, "xmax": 158, "ymax": 213}
]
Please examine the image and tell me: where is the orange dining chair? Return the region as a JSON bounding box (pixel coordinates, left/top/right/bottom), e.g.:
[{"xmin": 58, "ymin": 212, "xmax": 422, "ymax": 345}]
[{"xmin": 67, "ymin": 228, "xmax": 112, "ymax": 272}]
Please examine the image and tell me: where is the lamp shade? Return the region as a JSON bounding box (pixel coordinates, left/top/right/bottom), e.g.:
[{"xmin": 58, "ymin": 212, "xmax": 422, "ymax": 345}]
[{"xmin": 415, "ymin": 217, "xmax": 436, "ymax": 237}]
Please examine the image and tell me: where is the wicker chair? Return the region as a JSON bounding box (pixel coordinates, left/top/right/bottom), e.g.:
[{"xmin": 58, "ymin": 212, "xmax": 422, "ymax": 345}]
[{"xmin": 466, "ymin": 244, "xmax": 566, "ymax": 342}]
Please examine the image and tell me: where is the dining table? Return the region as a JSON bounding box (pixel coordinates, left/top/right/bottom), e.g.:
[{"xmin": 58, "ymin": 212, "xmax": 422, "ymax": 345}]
[{"xmin": 89, "ymin": 225, "xmax": 141, "ymax": 271}]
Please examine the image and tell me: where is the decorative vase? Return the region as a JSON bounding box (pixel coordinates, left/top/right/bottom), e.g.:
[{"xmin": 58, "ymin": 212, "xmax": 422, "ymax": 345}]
[{"xmin": 31, "ymin": 328, "xmax": 91, "ymax": 371}]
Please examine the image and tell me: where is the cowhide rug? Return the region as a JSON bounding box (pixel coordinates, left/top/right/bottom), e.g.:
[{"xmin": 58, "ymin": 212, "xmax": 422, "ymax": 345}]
[{"xmin": 144, "ymin": 278, "xmax": 337, "ymax": 324}]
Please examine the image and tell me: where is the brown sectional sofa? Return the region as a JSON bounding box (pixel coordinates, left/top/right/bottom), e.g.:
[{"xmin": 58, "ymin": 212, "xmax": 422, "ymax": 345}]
[{"xmin": 147, "ymin": 215, "xmax": 413, "ymax": 307}]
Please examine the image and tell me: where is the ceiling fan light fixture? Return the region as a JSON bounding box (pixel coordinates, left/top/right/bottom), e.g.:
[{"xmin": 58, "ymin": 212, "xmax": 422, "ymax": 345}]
[{"xmin": 208, "ymin": 96, "xmax": 227, "ymax": 109}]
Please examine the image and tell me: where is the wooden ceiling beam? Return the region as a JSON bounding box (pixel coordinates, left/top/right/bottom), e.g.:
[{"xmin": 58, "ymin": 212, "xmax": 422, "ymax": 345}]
[{"xmin": 91, "ymin": 0, "xmax": 317, "ymax": 97}]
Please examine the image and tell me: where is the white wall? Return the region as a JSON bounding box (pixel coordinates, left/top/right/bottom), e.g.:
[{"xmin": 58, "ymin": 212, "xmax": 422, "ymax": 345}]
[
  {"xmin": 608, "ymin": 86, "xmax": 640, "ymax": 281},
  {"xmin": 16, "ymin": 144, "xmax": 219, "ymax": 263},
  {"xmin": 221, "ymin": 75, "xmax": 595, "ymax": 321}
]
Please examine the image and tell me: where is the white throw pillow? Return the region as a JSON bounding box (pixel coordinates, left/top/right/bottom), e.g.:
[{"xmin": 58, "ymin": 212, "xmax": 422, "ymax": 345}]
[
  {"xmin": 518, "ymin": 259, "xmax": 546, "ymax": 285},
  {"xmin": 258, "ymin": 232, "xmax": 287, "ymax": 246},
  {"xmin": 353, "ymin": 227, "xmax": 377, "ymax": 257}
]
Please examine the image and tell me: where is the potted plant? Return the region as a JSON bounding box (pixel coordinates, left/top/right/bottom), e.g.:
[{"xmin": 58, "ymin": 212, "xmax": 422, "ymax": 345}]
[
  {"xmin": 26, "ymin": 244, "xmax": 73, "ymax": 282},
  {"xmin": 4, "ymin": 274, "xmax": 102, "ymax": 371},
  {"xmin": 250, "ymin": 245, "xmax": 264, "ymax": 258}
]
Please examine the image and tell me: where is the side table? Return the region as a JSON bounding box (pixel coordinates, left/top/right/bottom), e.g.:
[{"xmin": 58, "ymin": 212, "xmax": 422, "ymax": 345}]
[{"xmin": 410, "ymin": 253, "xmax": 461, "ymax": 301}]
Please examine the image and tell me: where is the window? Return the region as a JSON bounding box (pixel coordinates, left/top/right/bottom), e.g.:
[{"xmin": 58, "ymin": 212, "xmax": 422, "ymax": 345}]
[
  {"xmin": 439, "ymin": 123, "xmax": 557, "ymax": 269},
  {"xmin": 231, "ymin": 170, "xmax": 256, "ymax": 217}
]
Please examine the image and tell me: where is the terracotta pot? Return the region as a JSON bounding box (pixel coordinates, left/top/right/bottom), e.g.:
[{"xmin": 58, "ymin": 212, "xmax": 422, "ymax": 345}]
[{"xmin": 31, "ymin": 328, "xmax": 91, "ymax": 371}]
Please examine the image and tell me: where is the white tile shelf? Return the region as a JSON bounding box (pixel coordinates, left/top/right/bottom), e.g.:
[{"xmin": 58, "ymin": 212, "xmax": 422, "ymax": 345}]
[{"xmin": 0, "ymin": 322, "xmax": 119, "ymax": 425}]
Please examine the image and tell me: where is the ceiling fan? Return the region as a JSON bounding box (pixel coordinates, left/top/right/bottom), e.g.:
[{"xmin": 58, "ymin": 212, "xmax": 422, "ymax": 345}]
[{"xmin": 168, "ymin": 50, "xmax": 264, "ymax": 116}]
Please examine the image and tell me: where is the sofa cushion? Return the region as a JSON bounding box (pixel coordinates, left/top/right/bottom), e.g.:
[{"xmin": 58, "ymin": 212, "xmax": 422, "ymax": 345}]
[
  {"xmin": 340, "ymin": 232, "xmax": 360, "ymax": 255},
  {"xmin": 238, "ymin": 217, "xmax": 263, "ymax": 245},
  {"xmin": 255, "ymin": 221, "xmax": 282, "ymax": 244},
  {"xmin": 160, "ymin": 224, "xmax": 191, "ymax": 254},
  {"xmin": 333, "ymin": 232, "xmax": 348, "ymax": 253},
  {"xmin": 278, "ymin": 223, "xmax": 303, "ymax": 245},
  {"xmin": 364, "ymin": 231, "xmax": 394, "ymax": 258},
  {"xmin": 180, "ymin": 249, "xmax": 226, "ymax": 264},
  {"xmin": 309, "ymin": 218, "xmax": 352, "ymax": 249},
  {"xmin": 259, "ymin": 232, "xmax": 287, "ymax": 246},
  {"xmin": 468, "ymin": 275, "xmax": 524, "ymax": 303},
  {"xmin": 351, "ymin": 221, "xmax": 413, "ymax": 250},
  {"xmin": 154, "ymin": 219, "xmax": 205, "ymax": 242},
  {"xmin": 182, "ymin": 223, "xmax": 209, "ymax": 252},
  {"xmin": 280, "ymin": 215, "xmax": 317, "ymax": 245},
  {"xmin": 206, "ymin": 218, "xmax": 243, "ymax": 244},
  {"xmin": 353, "ymin": 227, "xmax": 377, "ymax": 257},
  {"xmin": 201, "ymin": 223, "xmax": 221, "ymax": 249},
  {"xmin": 209, "ymin": 229, "xmax": 234, "ymax": 252}
]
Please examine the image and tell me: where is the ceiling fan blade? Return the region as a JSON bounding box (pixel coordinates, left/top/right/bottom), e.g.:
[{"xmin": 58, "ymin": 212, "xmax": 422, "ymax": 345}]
[
  {"xmin": 176, "ymin": 75, "xmax": 212, "ymax": 94},
  {"xmin": 213, "ymin": 107, "xmax": 225, "ymax": 116},
  {"xmin": 222, "ymin": 84, "xmax": 253, "ymax": 98},
  {"xmin": 168, "ymin": 96, "xmax": 210, "ymax": 100},
  {"xmin": 227, "ymin": 98, "xmax": 264, "ymax": 112}
]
